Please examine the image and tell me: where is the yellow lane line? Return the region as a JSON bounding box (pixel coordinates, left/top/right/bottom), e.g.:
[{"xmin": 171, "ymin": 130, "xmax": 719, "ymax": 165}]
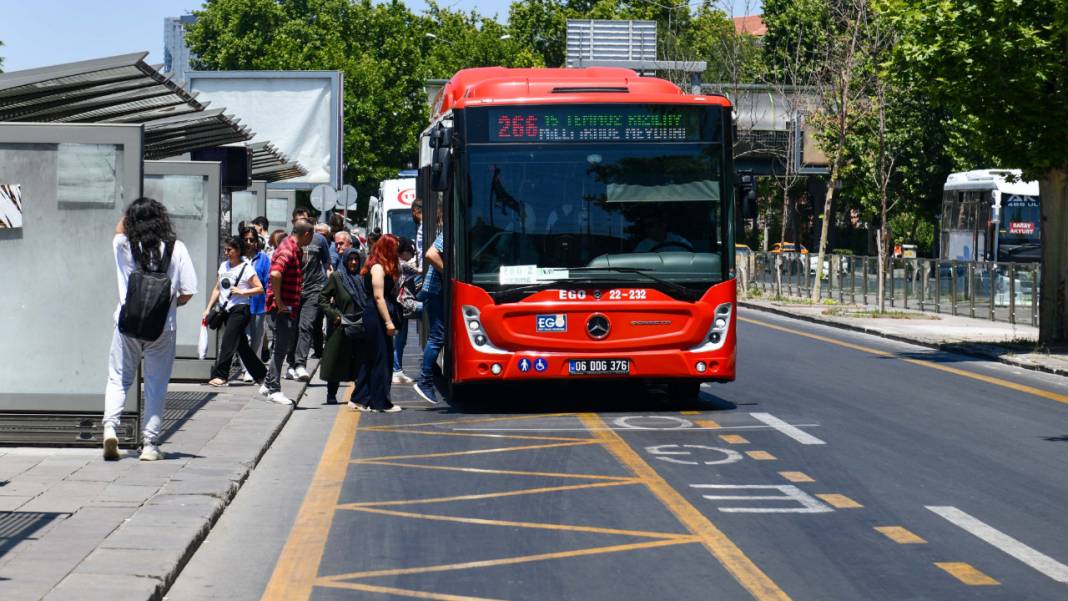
[
  {"xmin": 816, "ymin": 494, "xmax": 863, "ymax": 509},
  {"xmin": 314, "ymin": 580, "xmax": 505, "ymax": 601},
  {"xmin": 355, "ymin": 460, "xmax": 634, "ymax": 481},
  {"xmin": 367, "ymin": 428, "xmax": 590, "ymax": 442},
  {"xmin": 695, "ymin": 419, "xmax": 721, "ymax": 429},
  {"xmin": 353, "ymin": 440, "xmax": 600, "ymax": 462},
  {"xmin": 578, "ymin": 413, "xmax": 792, "ymax": 601},
  {"xmin": 361, "ymin": 412, "xmax": 578, "ymax": 431},
  {"xmin": 740, "ymin": 316, "xmax": 1068, "ymax": 406},
  {"xmin": 318, "ymin": 538, "xmax": 699, "ymax": 581},
  {"xmin": 681, "ymin": 411, "xmax": 701, "ymax": 415},
  {"xmin": 340, "ymin": 480, "xmax": 640, "ymax": 508},
  {"xmin": 935, "ymin": 562, "xmax": 1000, "ymax": 586},
  {"xmin": 343, "ymin": 505, "xmax": 694, "ymax": 540},
  {"xmin": 746, "ymin": 451, "xmax": 777, "ymax": 461},
  {"xmin": 874, "ymin": 526, "xmax": 927, "ymax": 544},
  {"xmin": 720, "ymin": 434, "xmax": 750, "ymax": 444},
  {"xmin": 778, "ymin": 471, "xmax": 814, "ymax": 483},
  {"xmin": 261, "ymin": 404, "xmax": 360, "ymax": 601}
]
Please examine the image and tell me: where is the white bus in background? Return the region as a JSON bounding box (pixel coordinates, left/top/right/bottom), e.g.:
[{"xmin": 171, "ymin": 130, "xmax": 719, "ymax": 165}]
[
  {"xmin": 366, "ymin": 170, "xmax": 418, "ymax": 242},
  {"xmin": 941, "ymin": 169, "xmax": 1041, "ymax": 263}
]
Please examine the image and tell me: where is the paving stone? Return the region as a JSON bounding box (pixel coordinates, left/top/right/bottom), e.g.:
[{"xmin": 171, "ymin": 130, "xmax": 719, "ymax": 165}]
[
  {"xmin": 76, "ymin": 546, "xmax": 185, "ymax": 577},
  {"xmin": 0, "ymin": 495, "xmax": 31, "ymax": 510},
  {"xmin": 19, "ymin": 481, "xmax": 108, "ymax": 513},
  {"xmin": 44, "ymin": 573, "xmax": 162, "ymax": 601}
]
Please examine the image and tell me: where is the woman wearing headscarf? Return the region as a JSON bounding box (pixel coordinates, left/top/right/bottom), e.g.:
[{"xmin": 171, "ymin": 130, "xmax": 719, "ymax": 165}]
[
  {"xmin": 354, "ymin": 234, "xmax": 402, "ymax": 412},
  {"xmin": 318, "ymin": 247, "xmax": 364, "ymax": 406}
]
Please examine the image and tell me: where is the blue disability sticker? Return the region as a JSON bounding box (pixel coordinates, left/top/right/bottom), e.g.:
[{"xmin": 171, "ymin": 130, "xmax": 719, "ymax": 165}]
[
  {"xmin": 518, "ymin": 358, "xmax": 532, "ymax": 372},
  {"xmin": 536, "ymin": 314, "xmax": 567, "ymax": 332},
  {"xmin": 534, "ymin": 358, "xmax": 548, "ymax": 372}
]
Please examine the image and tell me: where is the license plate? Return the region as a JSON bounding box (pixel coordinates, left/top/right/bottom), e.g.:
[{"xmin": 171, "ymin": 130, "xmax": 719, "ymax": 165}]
[{"xmin": 568, "ymin": 359, "xmax": 630, "ymax": 376}]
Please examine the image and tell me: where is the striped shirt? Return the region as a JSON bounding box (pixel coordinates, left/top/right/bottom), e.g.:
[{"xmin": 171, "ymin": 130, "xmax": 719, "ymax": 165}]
[
  {"xmin": 266, "ymin": 235, "xmax": 303, "ymax": 314},
  {"xmin": 422, "ymin": 233, "xmax": 445, "ymax": 295}
]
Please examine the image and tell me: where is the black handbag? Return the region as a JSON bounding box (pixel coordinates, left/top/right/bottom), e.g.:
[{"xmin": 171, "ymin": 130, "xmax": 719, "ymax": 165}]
[
  {"xmin": 340, "ymin": 313, "xmax": 366, "ymax": 339},
  {"xmin": 206, "ymin": 304, "xmax": 226, "ymax": 330}
]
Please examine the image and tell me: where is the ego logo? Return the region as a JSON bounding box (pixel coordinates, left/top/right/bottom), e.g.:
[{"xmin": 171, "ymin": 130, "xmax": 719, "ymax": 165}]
[
  {"xmin": 397, "ymin": 188, "xmax": 416, "ymax": 206},
  {"xmin": 536, "ymin": 314, "xmax": 567, "ymax": 332},
  {"xmin": 558, "ymin": 290, "xmax": 587, "ymax": 300}
]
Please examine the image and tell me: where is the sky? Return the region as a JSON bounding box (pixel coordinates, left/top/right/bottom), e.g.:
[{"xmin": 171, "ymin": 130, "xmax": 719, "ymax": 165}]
[{"xmin": 0, "ymin": 0, "xmax": 760, "ymax": 73}]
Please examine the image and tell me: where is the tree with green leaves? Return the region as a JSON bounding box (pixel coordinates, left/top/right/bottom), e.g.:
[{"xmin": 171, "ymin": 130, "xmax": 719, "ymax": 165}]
[
  {"xmin": 886, "ymin": 0, "xmax": 1068, "ymax": 343},
  {"xmin": 187, "ymin": 0, "xmax": 432, "ymax": 203},
  {"xmin": 0, "ymin": 39, "xmax": 5, "ymax": 73},
  {"xmin": 423, "ymin": 2, "xmax": 542, "ymax": 78}
]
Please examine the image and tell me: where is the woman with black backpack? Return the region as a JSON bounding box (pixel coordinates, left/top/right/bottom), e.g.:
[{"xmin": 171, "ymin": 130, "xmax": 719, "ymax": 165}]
[
  {"xmin": 202, "ymin": 236, "xmax": 267, "ymax": 388},
  {"xmin": 103, "ymin": 198, "xmax": 198, "ymax": 462}
]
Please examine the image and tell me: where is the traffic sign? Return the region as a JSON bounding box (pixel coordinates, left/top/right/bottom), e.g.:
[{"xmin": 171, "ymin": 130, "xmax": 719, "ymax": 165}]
[
  {"xmin": 339, "ymin": 184, "xmax": 358, "ymax": 210},
  {"xmin": 310, "ymin": 184, "xmax": 337, "ymax": 212}
]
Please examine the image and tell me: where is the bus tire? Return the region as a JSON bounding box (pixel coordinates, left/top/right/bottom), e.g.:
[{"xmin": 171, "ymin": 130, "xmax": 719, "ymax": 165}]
[{"xmin": 667, "ymin": 380, "xmax": 703, "ymax": 401}]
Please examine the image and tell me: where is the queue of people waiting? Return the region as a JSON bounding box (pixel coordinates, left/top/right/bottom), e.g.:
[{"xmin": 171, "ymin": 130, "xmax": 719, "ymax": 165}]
[{"xmin": 102, "ymin": 198, "xmax": 442, "ymax": 461}]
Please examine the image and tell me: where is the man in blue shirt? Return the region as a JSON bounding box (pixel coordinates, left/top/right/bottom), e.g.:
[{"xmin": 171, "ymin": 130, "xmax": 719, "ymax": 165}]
[{"xmin": 413, "ymin": 230, "xmax": 444, "ymax": 404}]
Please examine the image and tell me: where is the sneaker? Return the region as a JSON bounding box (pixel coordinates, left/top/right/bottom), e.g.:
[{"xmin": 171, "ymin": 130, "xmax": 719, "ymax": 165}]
[
  {"xmin": 325, "ymin": 397, "xmax": 338, "ymax": 405},
  {"xmin": 376, "ymin": 404, "xmax": 403, "ymax": 413},
  {"xmin": 139, "ymin": 444, "xmax": 164, "ymax": 461},
  {"xmin": 266, "ymin": 391, "xmax": 294, "ymax": 405},
  {"xmin": 295, "ymin": 366, "xmax": 311, "ymax": 382},
  {"xmin": 392, "ymin": 371, "xmax": 413, "ymax": 384},
  {"xmin": 347, "ymin": 400, "xmax": 370, "ymax": 412},
  {"xmin": 285, "ymin": 368, "xmax": 297, "ymax": 380},
  {"xmin": 258, "ymin": 384, "xmax": 270, "ymax": 397},
  {"xmin": 102, "ymin": 425, "xmax": 119, "ymax": 461},
  {"xmin": 241, "ymin": 372, "xmax": 254, "ymax": 383},
  {"xmin": 413, "ymin": 382, "xmax": 439, "ymax": 404}
]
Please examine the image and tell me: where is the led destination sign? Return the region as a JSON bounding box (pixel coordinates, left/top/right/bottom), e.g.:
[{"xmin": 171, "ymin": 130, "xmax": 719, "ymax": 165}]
[{"xmin": 485, "ymin": 106, "xmax": 710, "ymax": 143}]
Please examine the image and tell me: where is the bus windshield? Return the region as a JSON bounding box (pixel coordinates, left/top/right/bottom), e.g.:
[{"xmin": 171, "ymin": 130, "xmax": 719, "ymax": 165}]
[{"xmin": 465, "ymin": 144, "xmax": 724, "ymax": 290}]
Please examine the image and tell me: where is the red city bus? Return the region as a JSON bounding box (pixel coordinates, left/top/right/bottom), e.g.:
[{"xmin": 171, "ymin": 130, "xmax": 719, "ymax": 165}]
[{"xmin": 417, "ymin": 67, "xmax": 736, "ymax": 400}]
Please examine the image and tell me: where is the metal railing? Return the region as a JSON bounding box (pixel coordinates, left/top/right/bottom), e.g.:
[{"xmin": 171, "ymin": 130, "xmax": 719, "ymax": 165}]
[{"xmin": 740, "ymin": 251, "xmax": 1041, "ymax": 326}]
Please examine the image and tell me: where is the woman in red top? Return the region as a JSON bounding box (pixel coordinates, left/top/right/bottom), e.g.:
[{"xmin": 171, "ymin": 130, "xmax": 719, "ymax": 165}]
[{"xmin": 353, "ymin": 234, "xmax": 402, "ymax": 412}]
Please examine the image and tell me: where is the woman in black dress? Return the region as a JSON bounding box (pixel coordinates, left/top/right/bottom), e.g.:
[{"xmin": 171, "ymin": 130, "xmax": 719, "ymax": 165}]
[
  {"xmin": 354, "ymin": 234, "xmax": 402, "ymax": 412},
  {"xmin": 318, "ymin": 248, "xmax": 363, "ymax": 405}
]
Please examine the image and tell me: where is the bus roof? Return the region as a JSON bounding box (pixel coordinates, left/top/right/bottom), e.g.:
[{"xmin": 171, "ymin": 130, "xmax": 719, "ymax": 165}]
[
  {"xmin": 944, "ymin": 169, "xmax": 1038, "ymax": 195},
  {"xmin": 431, "ymin": 67, "xmax": 730, "ymax": 118}
]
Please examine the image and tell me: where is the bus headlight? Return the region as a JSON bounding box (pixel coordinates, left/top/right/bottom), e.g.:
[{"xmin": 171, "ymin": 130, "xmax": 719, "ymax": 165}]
[
  {"xmin": 461, "ymin": 305, "xmax": 507, "ymax": 355},
  {"xmin": 689, "ymin": 302, "xmax": 731, "ymax": 352}
]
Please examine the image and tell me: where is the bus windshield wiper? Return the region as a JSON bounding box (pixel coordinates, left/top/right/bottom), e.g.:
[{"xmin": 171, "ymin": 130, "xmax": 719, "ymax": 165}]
[
  {"xmin": 488, "ymin": 277, "xmax": 609, "ymax": 302},
  {"xmin": 568, "ymin": 266, "xmax": 700, "ymax": 300}
]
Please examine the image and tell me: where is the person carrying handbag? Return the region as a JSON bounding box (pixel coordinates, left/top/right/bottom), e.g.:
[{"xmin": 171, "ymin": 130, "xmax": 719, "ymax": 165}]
[
  {"xmin": 202, "ymin": 236, "xmax": 267, "ymax": 387},
  {"xmin": 318, "ymin": 247, "xmax": 366, "ymax": 405}
]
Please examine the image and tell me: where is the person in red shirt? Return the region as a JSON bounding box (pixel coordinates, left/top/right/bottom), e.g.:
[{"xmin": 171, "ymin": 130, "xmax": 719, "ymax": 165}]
[{"xmin": 261, "ymin": 220, "xmax": 314, "ymax": 404}]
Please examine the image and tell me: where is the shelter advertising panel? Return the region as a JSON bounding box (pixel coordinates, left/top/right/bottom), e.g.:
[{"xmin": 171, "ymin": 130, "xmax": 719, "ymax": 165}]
[{"xmin": 0, "ymin": 123, "xmax": 143, "ymax": 444}]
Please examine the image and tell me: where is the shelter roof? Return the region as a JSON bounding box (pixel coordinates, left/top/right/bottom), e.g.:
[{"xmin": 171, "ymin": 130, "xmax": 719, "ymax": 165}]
[
  {"xmin": 250, "ymin": 142, "xmax": 308, "ymax": 182},
  {"xmin": 0, "ymin": 52, "xmax": 254, "ymax": 160}
]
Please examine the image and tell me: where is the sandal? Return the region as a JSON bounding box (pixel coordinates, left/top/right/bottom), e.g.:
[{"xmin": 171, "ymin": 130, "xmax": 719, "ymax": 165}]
[{"xmin": 207, "ymin": 378, "xmax": 228, "ymax": 387}]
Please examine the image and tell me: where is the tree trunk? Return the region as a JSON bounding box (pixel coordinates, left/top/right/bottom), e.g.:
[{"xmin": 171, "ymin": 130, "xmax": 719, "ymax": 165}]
[
  {"xmin": 1039, "ymin": 168, "xmax": 1068, "ymax": 344},
  {"xmin": 779, "ymin": 189, "xmax": 790, "ymax": 246},
  {"xmin": 811, "ymin": 160, "xmax": 841, "ymax": 301},
  {"xmin": 877, "ymin": 228, "xmax": 886, "ymax": 313}
]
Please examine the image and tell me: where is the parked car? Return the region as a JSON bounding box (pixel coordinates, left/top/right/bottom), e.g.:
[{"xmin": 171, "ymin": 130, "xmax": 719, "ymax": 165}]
[{"xmin": 770, "ymin": 242, "xmax": 808, "ymax": 255}]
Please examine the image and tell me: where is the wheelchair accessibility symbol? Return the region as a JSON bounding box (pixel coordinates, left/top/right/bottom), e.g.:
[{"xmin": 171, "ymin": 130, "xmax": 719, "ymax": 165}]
[{"xmin": 534, "ymin": 358, "xmax": 548, "ymax": 372}]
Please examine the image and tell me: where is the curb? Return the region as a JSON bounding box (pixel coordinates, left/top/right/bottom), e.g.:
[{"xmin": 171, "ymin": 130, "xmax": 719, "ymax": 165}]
[
  {"xmin": 46, "ymin": 367, "xmax": 318, "ymax": 601},
  {"xmin": 739, "ymin": 301, "xmax": 1068, "ymax": 379}
]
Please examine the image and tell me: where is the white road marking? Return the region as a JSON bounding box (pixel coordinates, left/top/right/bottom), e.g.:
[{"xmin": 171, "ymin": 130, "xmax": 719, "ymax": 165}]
[
  {"xmin": 614, "ymin": 415, "xmax": 694, "ymax": 430},
  {"xmin": 927, "ymin": 506, "xmax": 1068, "ymax": 583},
  {"xmin": 451, "ymin": 424, "xmax": 821, "ymax": 433},
  {"xmin": 750, "ymin": 413, "xmax": 826, "ymax": 445},
  {"xmin": 692, "ymin": 484, "xmax": 834, "ymax": 513},
  {"xmin": 646, "ymin": 444, "xmax": 743, "ymax": 465}
]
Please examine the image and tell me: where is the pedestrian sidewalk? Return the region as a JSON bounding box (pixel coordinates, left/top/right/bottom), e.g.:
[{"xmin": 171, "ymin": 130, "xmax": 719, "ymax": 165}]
[
  {"xmin": 0, "ymin": 362, "xmax": 317, "ymax": 601},
  {"xmin": 741, "ymin": 298, "xmax": 1068, "ymax": 377}
]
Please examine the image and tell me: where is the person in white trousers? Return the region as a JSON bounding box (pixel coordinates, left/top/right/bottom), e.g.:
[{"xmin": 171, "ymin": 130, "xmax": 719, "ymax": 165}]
[{"xmin": 102, "ymin": 198, "xmax": 197, "ymax": 461}]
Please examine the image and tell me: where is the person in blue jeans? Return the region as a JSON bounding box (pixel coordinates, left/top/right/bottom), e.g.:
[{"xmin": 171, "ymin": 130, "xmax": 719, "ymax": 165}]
[
  {"xmin": 413, "ymin": 231, "xmax": 444, "ymax": 404},
  {"xmin": 392, "ymin": 237, "xmax": 421, "ymax": 384}
]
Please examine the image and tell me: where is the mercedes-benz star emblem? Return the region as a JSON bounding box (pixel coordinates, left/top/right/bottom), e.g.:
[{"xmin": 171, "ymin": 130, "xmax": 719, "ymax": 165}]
[
  {"xmin": 593, "ymin": 290, "xmax": 602, "ymax": 300},
  {"xmin": 586, "ymin": 313, "xmax": 611, "ymax": 339}
]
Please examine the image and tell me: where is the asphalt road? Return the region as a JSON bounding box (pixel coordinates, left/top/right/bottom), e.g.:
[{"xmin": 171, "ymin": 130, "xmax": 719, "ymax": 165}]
[{"xmin": 168, "ymin": 308, "xmax": 1068, "ymax": 600}]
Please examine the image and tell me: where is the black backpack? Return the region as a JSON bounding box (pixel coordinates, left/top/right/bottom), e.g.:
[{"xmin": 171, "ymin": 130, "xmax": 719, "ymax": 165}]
[{"xmin": 118, "ymin": 241, "xmax": 175, "ymax": 342}]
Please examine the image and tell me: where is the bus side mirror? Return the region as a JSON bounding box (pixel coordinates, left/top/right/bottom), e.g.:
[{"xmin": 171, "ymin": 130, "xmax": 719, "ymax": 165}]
[{"xmin": 431, "ymin": 147, "xmax": 451, "ymax": 192}]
